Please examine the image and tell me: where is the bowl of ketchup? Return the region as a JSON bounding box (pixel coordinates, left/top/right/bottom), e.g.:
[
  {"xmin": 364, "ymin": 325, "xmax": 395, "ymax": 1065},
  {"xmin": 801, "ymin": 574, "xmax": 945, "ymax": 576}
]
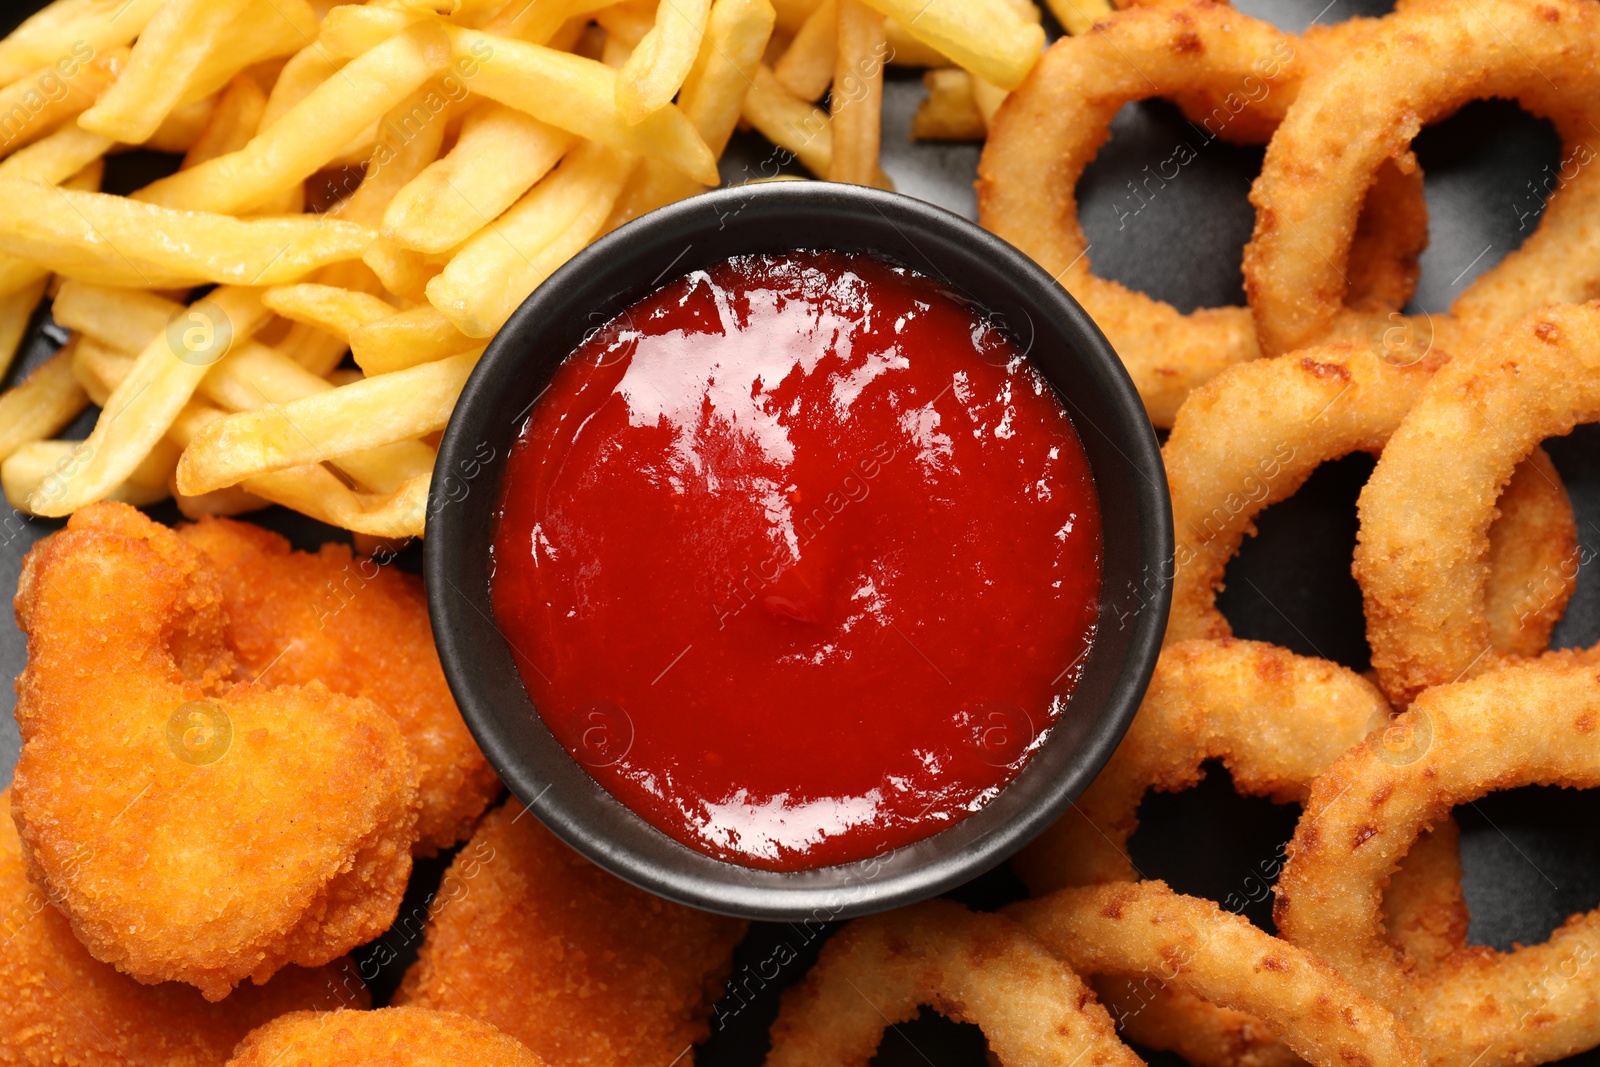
[{"xmin": 426, "ymin": 181, "xmax": 1171, "ymax": 921}]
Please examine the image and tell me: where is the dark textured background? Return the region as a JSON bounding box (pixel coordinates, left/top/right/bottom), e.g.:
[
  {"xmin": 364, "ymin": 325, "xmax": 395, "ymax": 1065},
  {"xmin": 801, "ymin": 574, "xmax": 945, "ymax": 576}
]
[{"xmin": 2, "ymin": 0, "xmax": 1598, "ymax": 1062}]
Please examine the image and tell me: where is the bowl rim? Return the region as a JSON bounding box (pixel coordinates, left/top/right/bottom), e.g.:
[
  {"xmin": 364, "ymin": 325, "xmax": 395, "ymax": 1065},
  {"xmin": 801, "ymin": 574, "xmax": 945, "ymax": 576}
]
[{"xmin": 426, "ymin": 180, "xmax": 1171, "ymax": 920}]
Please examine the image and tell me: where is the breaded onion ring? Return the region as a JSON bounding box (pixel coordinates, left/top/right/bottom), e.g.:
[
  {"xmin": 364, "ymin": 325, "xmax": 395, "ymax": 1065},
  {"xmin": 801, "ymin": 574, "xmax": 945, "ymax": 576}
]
[
  {"xmin": 976, "ymin": 2, "xmax": 1427, "ymax": 425},
  {"xmin": 764, "ymin": 899, "xmax": 1141, "ymax": 1067},
  {"xmin": 1244, "ymin": 0, "xmax": 1600, "ymax": 357},
  {"xmin": 1008, "ymin": 881, "xmax": 1424, "ymax": 1067},
  {"xmin": 1015, "ymin": 638, "xmax": 1466, "ymax": 1066},
  {"xmin": 226, "ymin": 1007, "xmax": 547, "ymax": 1067},
  {"xmin": 10, "ymin": 503, "xmax": 418, "ymax": 1000},
  {"xmin": 0, "ymin": 788, "xmax": 368, "ymax": 1067},
  {"xmin": 1356, "ymin": 303, "xmax": 1600, "ymax": 706},
  {"xmin": 1164, "ymin": 345, "xmax": 1575, "ymax": 653},
  {"xmin": 1275, "ymin": 662, "xmax": 1600, "ymax": 1067}
]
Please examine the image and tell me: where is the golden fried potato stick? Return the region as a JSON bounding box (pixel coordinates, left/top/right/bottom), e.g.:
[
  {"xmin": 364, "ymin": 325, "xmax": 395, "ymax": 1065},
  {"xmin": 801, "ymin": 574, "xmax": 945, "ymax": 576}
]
[
  {"xmin": 11, "ymin": 503, "xmax": 419, "ymax": 999},
  {"xmin": 0, "ymin": 46, "xmax": 126, "ymax": 159},
  {"xmin": 384, "ymin": 103, "xmax": 574, "ymax": 254},
  {"xmin": 428, "ymin": 141, "xmax": 635, "ymax": 338},
  {"xmin": 175, "ymin": 0, "xmax": 321, "ymax": 110},
  {"xmin": 1164, "ymin": 346, "xmax": 1577, "ymax": 660},
  {"xmin": 31, "ymin": 286, "xmax": 271, "ymax": 517},
  {"xmin": 4, "ymin": 435, "xmax": 178, "ymax": 511},
  {"xmin": 775, "ymin": 0, "xmax": 835, "ymax": 99},
  {"xmin": 260, "ymin": 42, "xmax": 343, "ymax": 129},
  {"xmin": 1357, "ymin": 302, "xmax": 1600, "ymax": 706},
  {"xmin": 144, "ymin": 94, "xmax": 217, "ymax": 153},
  {"xmin": 483, "ymin": 0, "xmax": 617, "ymax": 44},
  {"xmin": 136, "ymin": 23, "xmax": 453, "ymax": 214},
  {"xmin": 828, "ymin": 0, "xmax": 884, "ymax": 186},
  {"xmin": 1047, "ymin": 0, "xmax": 1113, "ymax": 34},
  {"xmin": 0, "ymin": 788, "xmax": 370, "ymax": 1067},
  {"xmin": 396, "ymin": 803, "xmax": 745, "ymax": 1066},
  {"xmin": 0, "ymin": 0, "xmax": 161, "ymax": 85},
  {"xmin": 854, "ymin": 0, "xmax": 1042, "ymax": 89},
  {"xmin": 0, "ymin": 345, "xmax": 85, "ymax": 466},
  {"xmin": 78, "ymin": 0, "xmax": 256, "ymax": 143},
  {"xmin": 911, "ymin": 67, "xmax": 985, "ymax": 141},
  {"xmin": 615, "ymin": 0, "xmax": 713, "ymax": 123},
  {"xmin": 0, "ymin": 124, "xmax": 112, "ymax": 300},
  {"xmin": 1277, "ymin": 662, "xmax": 1600, "ymax": 1067},
  {"xmin": 176, "ymin": 348, "xmax": 479, "ymax": 495},
  {"xmin": 182, "ymin": 73, "xmax": 268, "ymax": 170},
  {"xmin": 264, "ymin": 284, "xmax": 397, "ymax": 342},
  {"xmin": 771, "ymin": 0, "xmax": 819, "ymax": 33},
  {"xmin": 1009, "ymin": 883, "xmax": 1424, "ymax": 1067},
  {"xmin": 227, "ymin": 1008, "xmax": 547, "ymax": 1067},
  {"xmin": 767, "ymin": 899, "xmax": 1140, "ymax": 1066},
  {"xmin": 0, "ymin": 275, "xmax": 47, "ymax": 381},
  {"xmin": 743, "ymin": 64, "xmax": 830, "ymax": 173},
  {"xmin": 350, "ymin": 304, "xmax": 480, "ymax": 374},
  {"xmin": 0, "ymin": 180, "xmax": 373, "ymax": 288},
  {"xmin": 609, "ymin": 0, "xmax": 775, "ymax": 224},
  {"xmin": 319, "ymin": 7, "xmax": 720, "ymax": 184}
]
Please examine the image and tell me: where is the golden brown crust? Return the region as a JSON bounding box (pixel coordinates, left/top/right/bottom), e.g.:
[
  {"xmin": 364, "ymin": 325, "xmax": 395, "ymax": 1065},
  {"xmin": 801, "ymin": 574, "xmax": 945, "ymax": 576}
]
[{"xmin": 226, "ymin": 1007, "xmax": 546, "ymax": 1067}]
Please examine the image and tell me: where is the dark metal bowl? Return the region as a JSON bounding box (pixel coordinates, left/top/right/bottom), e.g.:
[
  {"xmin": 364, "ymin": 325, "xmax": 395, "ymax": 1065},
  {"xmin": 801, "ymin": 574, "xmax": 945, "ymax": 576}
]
[{"xmin": 425, "ymin": 181, "xmax": 1171, "ymax": 921}]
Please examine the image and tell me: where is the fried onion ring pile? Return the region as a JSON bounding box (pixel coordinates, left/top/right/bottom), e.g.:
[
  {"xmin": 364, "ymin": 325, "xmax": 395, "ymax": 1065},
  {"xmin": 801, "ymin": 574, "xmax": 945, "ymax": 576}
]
[
  {"xmin": 976, "ymin": 2, "xmax": 1427, "ymax": 425},
  {"xmin": 1276, "ymin": 662, "xmax": 1600, "ymax": 1067},
  {"xmin": 1244, "ymin": 0, "xmax": 1600, "ymax": 359},
  {"xmin": 10, "ymin": 502, "xmax": 418, "ymax": 999},
  {"xmin": 1357, "ymin": 302, "xmax": 1600, "ymax": 705},
  {"xmin": 1163, "ymin": 345, "xmax": 1577, "ymax": 649}
]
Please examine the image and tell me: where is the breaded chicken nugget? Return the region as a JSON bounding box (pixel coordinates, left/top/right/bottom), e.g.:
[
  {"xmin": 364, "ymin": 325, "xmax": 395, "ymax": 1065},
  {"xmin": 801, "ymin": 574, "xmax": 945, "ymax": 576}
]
[
  {"xmin": 178, "ymin": 517, "xmax": 499, "ymax": 855},
  {"xmin": 395, "ymin": 804, "xmax": 745, "ymax": 1067},
  {"xmin": 11, "ymin": 503, "xmax": 418, "ymax": 1000},
  {"xmin": 226, "ymin": 1007, "xmax": 547, "ymax": 1067},
  {"xmin": 0, "ymin": 788, "xmax": 370, "ymax": 1067}
]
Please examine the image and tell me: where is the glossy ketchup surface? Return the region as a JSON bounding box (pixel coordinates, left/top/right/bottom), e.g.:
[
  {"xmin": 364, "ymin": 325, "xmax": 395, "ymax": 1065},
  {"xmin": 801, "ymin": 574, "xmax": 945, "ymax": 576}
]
[{"xmin": 491, "ymin": 251, "xmax": 1101, "ymax": 870}]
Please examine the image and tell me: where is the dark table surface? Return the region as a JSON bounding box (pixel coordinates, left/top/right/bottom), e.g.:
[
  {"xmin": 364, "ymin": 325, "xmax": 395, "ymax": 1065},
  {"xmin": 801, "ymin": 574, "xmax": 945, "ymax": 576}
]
[{"xmin": 2, "ymin": 0, "xmax": 1598, "ymax": 1063}]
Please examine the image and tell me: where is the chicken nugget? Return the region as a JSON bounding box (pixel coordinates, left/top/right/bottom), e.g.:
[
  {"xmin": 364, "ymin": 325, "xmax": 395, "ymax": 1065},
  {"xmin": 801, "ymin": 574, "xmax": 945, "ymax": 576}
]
[
  {"xmin": 178, "ymin": 516, "xmax": 499, "ymax": 855},
  {"xmin": 11, "ymin": 502, "xmax": 418, "ymax": 1000},
  {"xmin": 395, "ymin": 804, "xmax": 745, "ymax": 1067},
  {"xmin": 226, "ymin": 1007, "xmax": 547, "ymax": 1067},
  {"xmin": 0, "ymin": 787, "xmax": 369, "ymax": 1066}
]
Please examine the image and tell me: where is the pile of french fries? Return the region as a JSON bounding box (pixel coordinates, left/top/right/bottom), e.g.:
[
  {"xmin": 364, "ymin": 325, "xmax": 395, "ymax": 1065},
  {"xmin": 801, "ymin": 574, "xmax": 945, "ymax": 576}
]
[{"xmin": 0, "ymin": 0, "xmax": 1102, "ymax": 541}]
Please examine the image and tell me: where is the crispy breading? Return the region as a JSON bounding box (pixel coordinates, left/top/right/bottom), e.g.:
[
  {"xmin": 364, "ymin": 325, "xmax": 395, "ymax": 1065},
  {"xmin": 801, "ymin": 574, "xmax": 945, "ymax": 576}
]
[
  {"xmin": 226, "ymin": 1007, "xmax": 547, "ymax": 1067},
  {"xmin": 11, "ymin": 502, "xmax": 418, "ymax": 1000},
  {"xmin": 176, "ymin": 516, "xmax": 499, "ymax": 855},
  {"xmin": 395, "ymin": 803, "xmax": 745, "ymax": 1067}
]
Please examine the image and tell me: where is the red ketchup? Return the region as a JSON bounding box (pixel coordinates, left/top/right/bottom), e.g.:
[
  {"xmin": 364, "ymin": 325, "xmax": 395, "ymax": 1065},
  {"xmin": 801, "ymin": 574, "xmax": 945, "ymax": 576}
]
[{"xmin": 491, "ymin": 251, "xmax": 1101, "ymax": 871}]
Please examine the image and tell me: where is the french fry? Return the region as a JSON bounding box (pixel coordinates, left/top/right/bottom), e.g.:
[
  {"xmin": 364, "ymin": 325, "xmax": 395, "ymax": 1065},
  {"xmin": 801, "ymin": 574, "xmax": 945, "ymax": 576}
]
[
  {"xmin": 0, "ymin": 0, "xmax": 161, "ymax": 86},
  {"xmin": 350, "ymin": 304, "xmax": 479, "ymax": 374},
  {"xmin": 593, "ymin": 0, "xmax": 655, "ymax": 47},
  {"xmin": 144, "ymin": 95, "xmax": 217, "ymax": 153},
  {"xmin": 263, "ymin": 284, "xmax": 396, "ymax": 343},
  {"xmin": 5, "ymin": 435, "xmax": 177, "ymax": 512},
  {"xmin": 182, "ymin": 74, "xmax": 268, "ymax": 169},
  {"xmin": 0, "ymin": 46, "xmax": 127, "ymax": 158},
  {"xmin": 971, "ymin": 73, "xmax": 1009, "ymax": 126},
  {"xmin": 1047, "ymin": 0, "xmax": 1113, "ymax": 36},
  {"xmin": 610, "ymin": 0, "xmax": 775, "ymax": 224},
  {"xmin": 176, "ymin": 349, "xmax": 480, "ymax": 495},
  {"xmin": 334, "ymin": 80, "xmax": 456, "ymax": 228},
  {"xmin": 364, "ymin": 239, "xmax": 442, "ymax": 303},
  {"xmin": 0, "ymin": 276, "xmax": 47, "ymax": 382},
  {"xmin": 743, "ymin": 64, "xmax": 831, "ymax": 175},
  {"xmin": 384, "ymin": 103, "xmax": 574, "ymax": 254},
  {"xmin": 135, "ymin": 23, "xmax": 453, "ymax": 214},
  {"xmin": 774, "ymin": 0, "xmax": 835, "ymax": 101},
  {"xmin": 829, "ymin": 0, "xmax": 885, "ymax": 186},
  {"xmin": 485, "ymin": 0, "xmax": 618, "ymax": 42},
  {"xmin": 51, "ymin": 279, "xmax": 175, "ymax": 348},
  {"xmin": 277, "ymin": 319, "xmax": 352, "ymax": 376},
  {"xmin": 0, "ymin": 122, "xmax": 113, "ymax": 183},
  {"xmin": 78, "ymin": 0, "xmax": 256, "ymax": 143},
  {"xmin": 0, "ymin": 344, "xmax": 87, "ymax": 465},
  {"xmin": 427, "ymin": 141, "xmax": 636, "ymax": 338},
  {"xmin": 911, "ymin": 67, "xmax": 985, "ymax": 141},
  {"xmin": 178, "ymin": 0, "xmax": 321, "ymax": 109},
  {"xmin": 173, "ymin": 480, "xmax": 269, "ymax": 520},
  {"xmin": 614, "ymin": 0, "xmax": 713, "ymax": 124},
  {"xmin": 259, "ymin": 44, "xmax": 342, "ymax": 130},
  {"xmin": 320, "ymin": 8, "xmax": 720, "ymax": 185},
  {"xmin": 0, "ymin": 181, "xmax": 374, "ymax": 288},
  {"xmin": 883, "ymin": 18, "xmax": 948, "ymax": 66},
  {"xmin": 30, "ymin": 286, "xmax": 271, "ymax": 517},
  {"xmin": 854, "ymin": 0, "xmax": 1042, "ymax": 89}
]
